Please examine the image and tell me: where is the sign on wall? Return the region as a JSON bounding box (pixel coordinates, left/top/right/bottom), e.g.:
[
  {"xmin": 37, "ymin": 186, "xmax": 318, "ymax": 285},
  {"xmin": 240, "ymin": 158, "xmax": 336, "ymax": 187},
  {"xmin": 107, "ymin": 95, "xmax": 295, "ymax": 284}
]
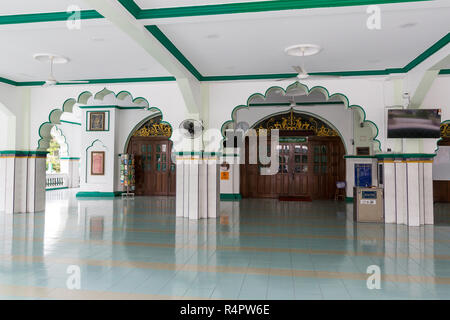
[{"xmin": 91, "ymin": 151, "xmax": 105, "ymax": 175}]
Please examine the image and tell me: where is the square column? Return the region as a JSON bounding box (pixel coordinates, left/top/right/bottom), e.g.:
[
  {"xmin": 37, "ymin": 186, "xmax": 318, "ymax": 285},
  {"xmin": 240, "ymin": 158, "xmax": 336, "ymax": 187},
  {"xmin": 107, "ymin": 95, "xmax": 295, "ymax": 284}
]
[
  {"xmin": 0, "ymin": 151, "xmax": 47, "ymax": 214},
  {"xmin": 383, "ymin": 161, "xmax": 396, "ymax": 224}
]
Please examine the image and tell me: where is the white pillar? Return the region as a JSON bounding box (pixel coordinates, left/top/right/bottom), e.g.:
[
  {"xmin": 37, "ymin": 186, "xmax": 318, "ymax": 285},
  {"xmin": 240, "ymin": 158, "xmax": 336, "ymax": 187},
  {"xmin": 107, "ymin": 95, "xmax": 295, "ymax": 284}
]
[
  {"xmin": 423, "ymin": 161, "xmax": 434, "ymax": 224},
  {"xmin": 395, "ymin": 161, "xmax": 408, "ymax": 225},
  {"xmin": 406, "ymin": 161, "xmax": 420, "ymax": 227},
  {"xmin": 175, "ymin": 157, "xmax": 184, "ymax": 217},
  {"xmin": 0, "ymin": 151, "xmax": 47, "ymax": 214},
  {"xmin": 383, "ymin": 161, "xmax": 396, "ymax": 224}
]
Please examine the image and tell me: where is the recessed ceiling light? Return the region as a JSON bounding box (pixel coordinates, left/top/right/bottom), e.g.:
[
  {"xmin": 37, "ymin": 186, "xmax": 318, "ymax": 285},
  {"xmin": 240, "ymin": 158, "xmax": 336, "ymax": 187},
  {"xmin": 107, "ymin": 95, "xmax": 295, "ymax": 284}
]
[
  {"xmin": 399, "ymin": 22, "xmax": 417, "ymax": 28},
  {"xmin": 206, "ymin": 34, "xmax": 220, "ymax": 39},
  {"xmin": 284, "ymin": 44, "xmax": 321, "ymax": 57},
  {"xmin": 33, "ymin": 53, "xmax": 69, "ymax": 64}
]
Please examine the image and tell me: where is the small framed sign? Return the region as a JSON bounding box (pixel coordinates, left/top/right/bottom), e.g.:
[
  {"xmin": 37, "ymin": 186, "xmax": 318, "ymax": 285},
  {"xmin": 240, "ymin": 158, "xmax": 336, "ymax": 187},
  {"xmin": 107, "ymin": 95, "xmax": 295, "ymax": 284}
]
[
  {"xmin": 91, "ymin": 151, "xmax": 105, "ymax": 175},
  {"xmin": 89, "ymin": 112, "xmax": 106, "ymax": 131}
]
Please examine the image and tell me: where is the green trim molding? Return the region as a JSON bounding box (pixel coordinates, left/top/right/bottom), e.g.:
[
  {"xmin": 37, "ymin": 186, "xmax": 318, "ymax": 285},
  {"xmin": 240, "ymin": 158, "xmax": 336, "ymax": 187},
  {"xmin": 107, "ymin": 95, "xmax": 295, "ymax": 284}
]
[
  {"xmin": 76, "ymin": 191, "xmax": 123, "ymax": 198},
  {"xmin": 123, "ymin": 0, "xmax": 432, "ymax": 20},
  {"xmin": 345, "ymin": 153, "xmax": 437, "ymax": 159},
  {"xmin": 60, "ymin": 120, "xmax": 81, "ymax": 126},
  {"xmin": 60, "ymin": 157, "xmax": 81, "ymax": 160},
  {"xmin": 346, "ymin": 197, "xmax": 354, "ymax": 203},
  {"xmin": 220, "ymin": 193, "xmax": 242, "ymax": 201},
  {"xmin": 0, "ymin": 10, "xmax": 102, "ymax": 25},
  {"xmin": 46, "ymin": 187, "xmax": 69, "ymax": 191},
  {"xmin": 0, "ymin": 150, "xmax": 48, "ymax": 156}
]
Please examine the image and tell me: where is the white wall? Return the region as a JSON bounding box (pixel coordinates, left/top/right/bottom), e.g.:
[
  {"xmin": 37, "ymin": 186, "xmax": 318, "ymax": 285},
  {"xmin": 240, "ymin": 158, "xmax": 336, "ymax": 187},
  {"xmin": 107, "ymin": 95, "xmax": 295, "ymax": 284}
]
[{"xmin": 423, "ymin": 76, "xmax": 450, "ymax": 178}]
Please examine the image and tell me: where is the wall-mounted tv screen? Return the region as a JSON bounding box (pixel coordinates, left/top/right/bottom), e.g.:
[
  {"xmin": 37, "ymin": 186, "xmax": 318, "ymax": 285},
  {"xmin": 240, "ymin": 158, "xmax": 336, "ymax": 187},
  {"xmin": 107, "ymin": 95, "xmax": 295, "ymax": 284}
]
[{"xmin": 387, "ymin": 109, "xmax": 441, "ymax": 138}]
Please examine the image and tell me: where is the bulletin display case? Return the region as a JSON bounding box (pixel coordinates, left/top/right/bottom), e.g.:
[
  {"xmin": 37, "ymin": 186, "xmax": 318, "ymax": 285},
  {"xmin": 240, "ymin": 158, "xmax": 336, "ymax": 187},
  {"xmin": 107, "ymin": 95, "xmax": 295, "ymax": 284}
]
[{"xmin": 120, "ymin": 154, "xmax": 135, "ymax": 199}]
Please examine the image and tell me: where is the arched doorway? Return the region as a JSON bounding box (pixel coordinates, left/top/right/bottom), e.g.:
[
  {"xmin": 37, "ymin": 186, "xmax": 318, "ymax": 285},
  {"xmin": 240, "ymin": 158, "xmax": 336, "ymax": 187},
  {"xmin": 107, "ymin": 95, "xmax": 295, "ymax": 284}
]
[
  {"xmin": 240, "ymin": 109, "xmax": 346, "ymax": 200},
  {"xmin": 126, "ymin": 116, "xmax": 175, "ymax": 196}
]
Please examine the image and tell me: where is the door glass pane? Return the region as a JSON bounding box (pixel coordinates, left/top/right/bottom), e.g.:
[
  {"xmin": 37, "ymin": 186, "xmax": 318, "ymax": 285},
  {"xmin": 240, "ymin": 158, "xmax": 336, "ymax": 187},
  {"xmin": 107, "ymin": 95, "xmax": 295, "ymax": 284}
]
[
  {"xmin": 302, "ymin": 165, "xmax": 308, "ymax": 173},
  {"xmin": 314, "ymin": 155, "xmax": 319, "ymax": 163},
  {"xmin": 321, "ymin": 145, "xmax": 327, "ymax": 154},
  {"xmin": 295, "ymin": 155, "xmax": 301, "ymax": 163},
  {"xmin": 162, "ymin": 144, "xmax": 167, "ymax": 152},
  {"xmin": 141, "ymin": 145, "xmax": 146, "ymax": 153},
  {"xmin": 156, "ymin": 154, "xmax": 161, "ymax": 162},
  {"xmin": 157, "ymin": 163, "xmax": 161, "ymax": 171},
  {"xmin": 170, "ymin": 163, "xmax": 176, "ymax": 172},
  {"xmin": 294, "ymin": 166, "xmax": 301, "ymax": 173},
  {"xmin": 162, "ymin": 154, "xmax": 166, "ymax": 162},
  {"xmin": 162, "ymin": 163, "xmax": 166, "ymax": 171},
  {"xmin": 302, "ymin": 155, "xmax": 308, "ymax": 163},
  {"xmin": 314, "ymin": 165, "xmax": 319, "ymax": 174},
  {"xmin": 302, "ymin": 145, "xmax": 308, "ymax": 154},
  {"xmin": 156, "ymin": 144, "xmax": 161, "ymax": 152},
  {"xmin": 294, "ymin": 145, "xmax": 301, "ymax": 153},
  {"xmin": 322, "ymin": 155, "xmax": 327, "ymax": 162},
  {"xmin": 321, "ymin": 165, "xmax": 327, "ymax": 173}
]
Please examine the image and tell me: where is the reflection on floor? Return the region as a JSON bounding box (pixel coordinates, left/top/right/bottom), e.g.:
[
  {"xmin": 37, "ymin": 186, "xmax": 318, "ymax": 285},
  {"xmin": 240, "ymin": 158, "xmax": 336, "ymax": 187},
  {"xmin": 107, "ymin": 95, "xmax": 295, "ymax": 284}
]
[{"xmin": 1, "ymin": 188, "xmax": 450, "ymax": 300}]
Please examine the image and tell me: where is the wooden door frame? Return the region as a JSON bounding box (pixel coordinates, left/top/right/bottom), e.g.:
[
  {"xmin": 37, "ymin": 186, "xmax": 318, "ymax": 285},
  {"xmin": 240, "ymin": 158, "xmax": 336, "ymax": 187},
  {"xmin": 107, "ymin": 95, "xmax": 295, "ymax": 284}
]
[{"xmin": 127, "ymin": 136, "xmax": 175, "ymax": 196}]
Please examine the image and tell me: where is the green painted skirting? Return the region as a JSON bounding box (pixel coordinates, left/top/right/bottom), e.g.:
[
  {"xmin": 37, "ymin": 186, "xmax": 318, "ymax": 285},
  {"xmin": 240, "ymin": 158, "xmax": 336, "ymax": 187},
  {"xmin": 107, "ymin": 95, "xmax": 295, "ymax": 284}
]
[
  {"xmin": 60, "ymin": 157, "xmax": 81, "ymax": 160},
  {"xmin": 220, "ymin": 193, "xmax": 242, "ymax": 201},
  {"xmin": 346, "ymin": 197, "xmax": 354, "ymax": 203},
  {"xmin": 345, "ymin": 153, "xmax": 437, "ymax": 159},
  {"xmin": 46, "ymin": 187, "xmax": 69, "ymax": 191},
  {"xmin": 0, "ymin": 150, "xmax": 48, "ymax": 156},
  {"xmin": 76, "ymin": 191, "xmax": 123, "ymax": 198}
]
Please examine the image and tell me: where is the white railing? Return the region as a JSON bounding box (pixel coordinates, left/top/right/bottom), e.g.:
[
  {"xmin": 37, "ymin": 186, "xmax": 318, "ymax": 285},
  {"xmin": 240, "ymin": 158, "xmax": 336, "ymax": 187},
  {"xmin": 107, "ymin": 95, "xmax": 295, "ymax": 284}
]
[{"xmin": 46, "ymin": 173, "xmax": 69, "ymax": 190}]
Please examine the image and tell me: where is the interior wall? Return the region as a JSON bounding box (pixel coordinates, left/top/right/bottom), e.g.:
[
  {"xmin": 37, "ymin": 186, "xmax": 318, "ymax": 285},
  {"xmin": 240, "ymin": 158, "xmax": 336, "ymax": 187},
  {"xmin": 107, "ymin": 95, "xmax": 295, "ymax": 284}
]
[
  {"xmin": 208, "ymin": 78, "xmax": 387, "ymax": 153},
  {"xmin": 423, "ymin": 76, "xmax": 450, "ymax": 178}
]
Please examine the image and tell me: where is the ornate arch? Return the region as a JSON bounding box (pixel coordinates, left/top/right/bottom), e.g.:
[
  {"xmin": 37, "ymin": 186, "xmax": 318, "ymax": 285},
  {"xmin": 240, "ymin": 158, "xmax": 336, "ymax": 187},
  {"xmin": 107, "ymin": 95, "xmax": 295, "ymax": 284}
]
[
  {"xmin": 123, "ymin": 114, "xmax": 173, "ymax": 153},
  {"xmin": 220, "ymin": 81, "xmax": 381, "ymax": 152},
  {"xmin": 36, "ymin": 88, "xmax": 163, "ymax": 152}
]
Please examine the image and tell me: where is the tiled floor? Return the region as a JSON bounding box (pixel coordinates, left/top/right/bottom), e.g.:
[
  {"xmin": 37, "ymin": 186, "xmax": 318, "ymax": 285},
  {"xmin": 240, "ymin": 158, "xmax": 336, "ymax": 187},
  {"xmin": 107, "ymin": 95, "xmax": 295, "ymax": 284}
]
[{"xmin": 0, "ymin": 189, "xmax": 450, "ymax": 300}]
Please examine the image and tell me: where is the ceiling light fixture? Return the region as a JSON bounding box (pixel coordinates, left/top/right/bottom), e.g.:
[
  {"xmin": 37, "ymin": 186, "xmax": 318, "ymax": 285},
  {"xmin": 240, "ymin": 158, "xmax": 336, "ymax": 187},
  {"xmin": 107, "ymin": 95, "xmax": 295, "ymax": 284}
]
[
  {"xmin": 284, "ymin": 44, "xmax": 321, "ymax": 57},
  {"xmin": 33, "ymin": 53, "xmax": 69, "ymax": 64}
]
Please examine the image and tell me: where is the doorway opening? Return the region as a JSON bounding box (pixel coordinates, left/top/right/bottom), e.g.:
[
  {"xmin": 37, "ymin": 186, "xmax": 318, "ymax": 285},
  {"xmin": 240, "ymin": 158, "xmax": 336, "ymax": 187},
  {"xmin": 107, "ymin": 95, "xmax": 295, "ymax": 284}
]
[
  {"xmin": 126, "ymin": 116, "xmax": 175, "ymax": 196},
  {"xmin": 240, "ymin": 109, "xmax": 346, "ymax": 200}
]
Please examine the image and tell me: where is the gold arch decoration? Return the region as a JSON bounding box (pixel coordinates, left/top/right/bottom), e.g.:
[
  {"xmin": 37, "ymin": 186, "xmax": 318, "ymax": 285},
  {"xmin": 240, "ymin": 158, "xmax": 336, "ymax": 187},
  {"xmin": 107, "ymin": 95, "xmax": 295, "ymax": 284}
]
[
  {"xmin": 132, "ymin": 116, "xmax": 172, "ymax": 138},
  {"xmin": 441, "ymin": 122, "xmax": 450, "ymax": 138},
  {"xmin": 254, "ymin": 109, "xmax": 339, "ymax": 137}
]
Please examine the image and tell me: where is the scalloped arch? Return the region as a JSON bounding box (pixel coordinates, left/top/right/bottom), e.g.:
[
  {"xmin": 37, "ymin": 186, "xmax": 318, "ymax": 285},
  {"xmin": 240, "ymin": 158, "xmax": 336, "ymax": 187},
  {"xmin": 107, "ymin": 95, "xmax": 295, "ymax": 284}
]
[
  {"xmin": 221, "ymin": 81, "xmax": 382, "ymax": 152},
  {"xmin": 435, "ymin": 119, "xmax": 450, "ymax": 152},
  {"xmin": 37, "ymin": 88, "xmax": 155, "ymax": 151}
]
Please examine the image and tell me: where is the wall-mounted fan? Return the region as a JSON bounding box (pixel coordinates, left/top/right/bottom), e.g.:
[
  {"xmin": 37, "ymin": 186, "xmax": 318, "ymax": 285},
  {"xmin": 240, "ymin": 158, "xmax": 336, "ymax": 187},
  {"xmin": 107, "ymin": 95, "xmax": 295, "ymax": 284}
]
[{"xmin": 179, "ymin": 119, "xmax": 204, "ymax": 139}]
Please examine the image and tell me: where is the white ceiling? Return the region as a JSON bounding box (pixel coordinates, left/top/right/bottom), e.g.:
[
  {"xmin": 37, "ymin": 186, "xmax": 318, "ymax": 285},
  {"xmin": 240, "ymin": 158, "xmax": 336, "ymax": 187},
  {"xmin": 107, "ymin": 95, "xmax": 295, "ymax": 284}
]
[
  {"xmin": 156, "ymin": 1, "xmax": 450, "ymax": 76},
  {"xmin": 0, "ymin": 0, "xmax": 449, "ymax": 83},
  {"xmin": 0, "ymin": 20, "xmax": 172, "ymax": 82},
  {"xmin": 135, "ymin": 0, "xmax": 272, "ymax": 10},
  {"xmin": 0, "ymin": 0, "xmax": 92, "ymax": 15}
]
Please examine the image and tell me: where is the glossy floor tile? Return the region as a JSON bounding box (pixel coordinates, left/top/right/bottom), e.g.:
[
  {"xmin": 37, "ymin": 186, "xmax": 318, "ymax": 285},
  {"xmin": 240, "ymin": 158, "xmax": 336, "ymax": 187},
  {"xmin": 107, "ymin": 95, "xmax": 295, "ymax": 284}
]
[{"xmin": 0, "ymin": 189, "xmax": 450, "ymax": 300}]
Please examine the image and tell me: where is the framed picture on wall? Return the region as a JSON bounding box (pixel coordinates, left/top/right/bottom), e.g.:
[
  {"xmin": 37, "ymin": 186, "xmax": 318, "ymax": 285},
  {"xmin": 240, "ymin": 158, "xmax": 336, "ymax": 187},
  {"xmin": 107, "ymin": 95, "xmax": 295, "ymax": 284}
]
[
  {"xmin": 91, "ymin": 151, "xmax": 105, "ymax": 175},
  {"xmin": 89, "ymin": 112, "xmax": 106, "ymax": 131}
]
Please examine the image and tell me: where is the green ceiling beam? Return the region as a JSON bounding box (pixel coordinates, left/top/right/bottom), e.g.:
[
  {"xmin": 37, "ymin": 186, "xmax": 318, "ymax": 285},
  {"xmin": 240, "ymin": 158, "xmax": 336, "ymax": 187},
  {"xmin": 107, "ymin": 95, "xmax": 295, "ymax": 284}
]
[
  {"xmin": 132, "ymin": 0, "xmax": 431, "ymax": 19},
  {"xmin": 0, "ymin": 77, "xmax": 176, "ymax": 87},
  {"xmin": 0, "ymin": 10, "xmax": 103, "ymax": 25},
  {"xmin": 145, "ymin": 25, "xmax": 203, "ymax": 81}
]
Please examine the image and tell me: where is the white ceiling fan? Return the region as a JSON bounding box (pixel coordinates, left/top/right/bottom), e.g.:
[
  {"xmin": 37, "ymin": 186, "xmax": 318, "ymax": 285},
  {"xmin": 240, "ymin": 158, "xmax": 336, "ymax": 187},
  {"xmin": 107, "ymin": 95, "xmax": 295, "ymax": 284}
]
[
  {"xmin": 277, "ymin": 44, "xmax": 341, "ymax": 81},
  {"xmin": 33, "ymin": 54, "xmax": 89, "ymax": 87}
]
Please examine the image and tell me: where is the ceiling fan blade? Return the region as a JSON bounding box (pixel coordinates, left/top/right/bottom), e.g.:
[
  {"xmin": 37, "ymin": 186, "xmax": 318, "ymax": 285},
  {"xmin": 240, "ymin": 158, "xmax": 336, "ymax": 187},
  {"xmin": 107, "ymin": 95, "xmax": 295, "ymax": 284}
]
[{"xmin": 56, "ymin": 80, "xmax": 90, "ymax": 84}]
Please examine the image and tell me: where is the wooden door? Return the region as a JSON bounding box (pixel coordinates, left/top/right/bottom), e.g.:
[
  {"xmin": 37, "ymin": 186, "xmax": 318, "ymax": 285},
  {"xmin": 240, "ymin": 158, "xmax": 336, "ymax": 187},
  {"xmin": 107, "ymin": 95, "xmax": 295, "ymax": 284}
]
[
  {"xmin": 128, "ymin": 137, "xmax": 175, "ymax": 196},
  {"xmin": 289, "ymin": 142, "xmax": 310, "ymax": 196}
]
